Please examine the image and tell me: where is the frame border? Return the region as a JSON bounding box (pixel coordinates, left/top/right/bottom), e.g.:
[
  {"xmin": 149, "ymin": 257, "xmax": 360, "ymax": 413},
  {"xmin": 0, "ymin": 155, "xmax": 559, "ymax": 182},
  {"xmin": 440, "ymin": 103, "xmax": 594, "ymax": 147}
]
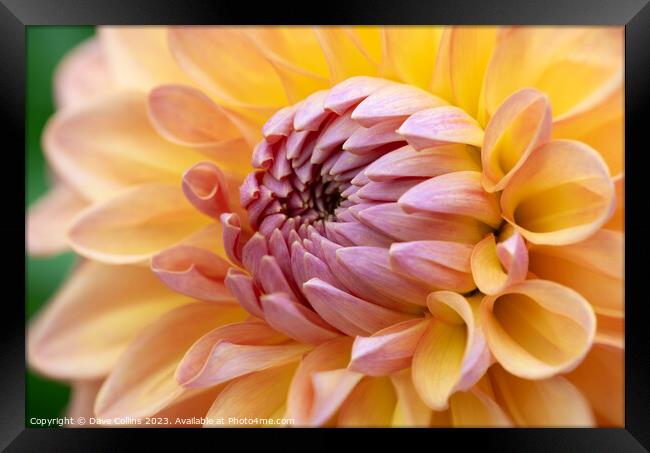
[{"xmin": 5, "ymin": 0, "xmax": 649, "ymax": 450}]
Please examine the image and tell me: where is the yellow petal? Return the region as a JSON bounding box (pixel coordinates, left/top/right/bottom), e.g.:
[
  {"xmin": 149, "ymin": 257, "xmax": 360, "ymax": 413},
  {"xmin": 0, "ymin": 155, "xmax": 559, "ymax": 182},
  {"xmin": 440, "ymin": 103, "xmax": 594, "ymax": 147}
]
[
  {"xmin": 54, "ymin": 38, "xmax": 113, "ymax": 109},
  {"xmin": 314, "ymin": 28, "xmax": 378, "ymax": 82},
  {"xmin": 529, "ymin": 229, "xmax": 623, "ymax": 318},
  {"xmin": 500, "ymin": 139, "xmax": 614, "ymax": 245},
  {"xmin": 480, "ymin": 279, "xmax": 596, "ymax": 379},
  {"xmin": 43, "ymin": 92, "xmax": 205, "ymax": 201},
  {"xmin": 204, "ymin": 362, "xmax": 298, "ymax": 427},
  {"xmin": 68, "ymin": 183, "xmax": 212, "ymax": 264},
  {"xmin": 337, "ymin": 377, "xmax": 397, "ymax": 427},
  {"xmin": 94, "ymin": 302, "xmax": 246, "ymax": 419},
  {"xmin": 565, "ymin": 343, "xmax": 623, "ymax": 426},
  {"xmin": 430, "ymin": 28, "xmax": 454, "ymax": 103},
  {"xmin": 412, "ymin": 291, "xmax": 484, "ymax": 410},
  {"xmin": 28, "ymin": 262, "xmax": 191, "ymax": 380},
  {"xmin": 99, "ymin": 26, "xmax": 195, "ymax": 92},
  {"xmin": 490, "ymin": 364, "xmax": 595, "ymax": 426},
  {"xmin": 485, "ymin": 27, "xmax": 623, "ymax": 126},
  {"xmin": 449, "ymin": 387, "xmax": 512, "ymax": 427},
  {"xmin": 168, "ymin": 27, "xmax": 287, "ymax": 109},
  {"xmin": 471, "ymin": 232, "xmax": 528, "ymax": 295},
  {"xmin": 27, "ymin": 184, "xmax": 88, "ymax": 256},
  {"xmin": 390, "ymin": 369, "xmax": 432, "ymax": 427},
  {"xmin": 448, "ymin": 26, "xmax": 498, "ymax": 119},
  {"xmin": 481, "ymin": 88, "xmax": 552, "ymax": 192},
  {"xmin": 380, "ymin": 27, "xmax": 444, "ymax": 89},
  {"xmin": 604, "ymin": 174, "xmax": 624, "ymax": 231}
]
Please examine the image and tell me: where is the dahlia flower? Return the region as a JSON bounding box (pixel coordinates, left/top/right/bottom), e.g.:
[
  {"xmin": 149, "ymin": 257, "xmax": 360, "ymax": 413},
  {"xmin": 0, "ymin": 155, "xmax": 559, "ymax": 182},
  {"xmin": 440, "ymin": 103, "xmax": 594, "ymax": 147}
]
[{"xmin": 27, "ymin": 26, "xmax": 624, "ymax": 427}]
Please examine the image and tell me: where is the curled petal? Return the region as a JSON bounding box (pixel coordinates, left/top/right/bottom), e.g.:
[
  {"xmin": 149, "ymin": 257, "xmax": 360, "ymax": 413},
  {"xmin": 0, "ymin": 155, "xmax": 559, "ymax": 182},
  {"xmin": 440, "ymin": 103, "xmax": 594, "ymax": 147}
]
[
  {"xmin": 176, "ymin": 320, "xmax": 308, "ymax": 388},
  {"xmin": 397, "ymin": 106, "xmax": 484, "ymax": 150},
  {"xmin": 500, "ymin": 140, "xmax": 614, "ymax": 245},
  {"xmin": 349, "ymin": 318, "xmax": 429, "ymax": 376},
  {"xmin": 390, "ymin": 240, "xmax": 475, "ymax": 292},
  {"xmin": 148, "ymin": 84, "xmax": 241, "ymax": 146},
  {"xmin": 489, "ymin": 364, "xmax": 595, "ymax": 426},
  {"xmin": 205, "ymin": 362, "xmax": 298, "ymax": 427},
  {"xmin": 338, "ymin": 377, "xmax": 397, "ymax": 427},
  {"xmin": 181, "ymin": 162, "xmax": 229, "ymax": 218},
  {"xmin": 412, "ymin": 291, "xmax": 487, "ymax": 410},
  {"xmin": 286, "ymin": 337, "xmax": 359, "ymax": 426},
  {"xmin": 302, "ymin": 278, "xmax": 414, "ymax": 337},
  {"xmin": 390, "ymin": 369, "xmax": 433, "ymax": 427},
  {"xmin": 26, "ymin": 184, "xmax": 88, "ymax": 256},
  {"xmin": 152, "ymin": 245, "xmax": 232, "ymax": 302},
  {"xmin": 449, "ymin": 387, "xmax": 512, "ymax": 427},
  {"xmin": 68, "ymin": 183, "xmax": 211, "ymax": 264},
  {"xmin": 220, "ymin": 212, "xmax": 248, "ymax": 267},
  {"xmin": 323, "ymin": 76, "xmax": 393, "ymax": 115},
  {"xmin": 28, "ymin": 262, "xmax": 191, "ymax": 380},
  {"xmin": 400, "ymin": 171, "xmax": 502, "ymax": 228},
  {"xmin": 471, "ymin": 232, "xmax": 528, "ymax": 295},
  {"xmin": 480, "ymin": 279, "xmax": 596, "ymax": 379},
  {"xmin": 528, "ymin": 229, "xmax": 623, "ymax": 318},
  {"xmin": 95, "ymin": 303, "xmax": 246, "ymax": 419},
  {"xmin": 260, "ymin": 292, "xmax": 341, "ymax": 344},
  {"xmin": 481, "ymin": 88, "xmax": 552, "ymax": 192}
]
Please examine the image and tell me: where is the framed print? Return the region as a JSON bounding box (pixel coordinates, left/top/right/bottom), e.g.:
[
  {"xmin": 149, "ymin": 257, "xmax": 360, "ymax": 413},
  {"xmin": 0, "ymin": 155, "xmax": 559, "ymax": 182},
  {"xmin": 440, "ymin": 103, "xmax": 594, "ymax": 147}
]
[{"xmin": 4, "ymin": 0, "xmax": 649, "ymax": 450}]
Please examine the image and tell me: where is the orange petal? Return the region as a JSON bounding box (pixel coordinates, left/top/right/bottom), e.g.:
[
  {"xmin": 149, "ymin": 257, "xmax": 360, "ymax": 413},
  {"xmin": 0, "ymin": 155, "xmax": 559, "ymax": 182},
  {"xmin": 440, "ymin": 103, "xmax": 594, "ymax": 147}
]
[
  {"xmin": 449, "ymin": 387, "xmax": 512, "ymax": 427},
  {"xmin": 528, "ymin": 229, "xmax": 623, "ymax": 318},
  {"xmin": 480, "ymin": 279, "xmax": 596, "ymax": 379},
  {"xmin": 348, "ymin": 318, "xmax": 429, "ymax": 376},
  {"xmin": 95, "ymin": 302, "xmax": 246, "ymax": 419},
  {"xmin": 485, "ymin": 27, "xmax": 623, "ymax": 128},
  {"xmin": 68, "ymin": 183, "xmax": 212, "ymax": 264},
  {"xmin": 380, "ymin": 27, "xmax": 444, "ymax": 89},
  {"xmin": 54, "ymin": 38, "xmax": 113, "ymax": 109},
  {"xmin": 412, "ymin": 292, "xmax": 488, "ymax": 410},
  {"xmin": 390, "ymin": 368, "xmax": 433, "ymax": 427},
  {"xmin": 99, "ymin": 26, "xmax": 195, "ymax": 92},
  {"xmin": 286, "ymin": 337, "xmax": 357, "ymax": 426},
  {"xmin": 176, "ymin": 320, "xmax": 309, "ymax": 388},
  {"xmin": 500, "ymin": 139, "xmax": 615, "ymax": 245},
  {"xmin": 489, "ymin": 364, "xmax": 595, "ymax": 426},
  {"xmin": 168, "ymin": 27, "xmax": 287, "ymax": 110},
  {"xmin": 204, "ymin": 362, "xmax": 298, "ymax": 427},
  {"xmin": 565, "ymin": 343, "xmax": 623, "ymax": 426},
  {"xmin": 481, "ymin": 88, "xmax": 552, "ymax": 192},
  {"xmin": 604, "ymin": 174, "xmax": 624, "ymax": 231},
  {"xmin": 28, "ymin": 262, "xmax": 191, "ymax": 380},
  {"xmin": 471, "ymin": 232, "xmax": 528, "ymax": 295},
  {"xmin": 26, "ymin": 184, "xmax": 88, "ymax": 256},
  {"xmin": 43, "ymin": 92, "xmax": 205, "ymax": 201},
  {"xmin": 338, "ymin": 377, "xmax": 397, "ymax": 427}
]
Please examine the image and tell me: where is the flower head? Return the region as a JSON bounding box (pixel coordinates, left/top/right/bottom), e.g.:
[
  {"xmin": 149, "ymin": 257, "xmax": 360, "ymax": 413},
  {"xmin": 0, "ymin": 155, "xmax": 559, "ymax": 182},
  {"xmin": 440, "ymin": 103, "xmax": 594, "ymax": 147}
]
[{"xmin": 28, "ymin": 26, "xmax": 623, "ymax": 427}]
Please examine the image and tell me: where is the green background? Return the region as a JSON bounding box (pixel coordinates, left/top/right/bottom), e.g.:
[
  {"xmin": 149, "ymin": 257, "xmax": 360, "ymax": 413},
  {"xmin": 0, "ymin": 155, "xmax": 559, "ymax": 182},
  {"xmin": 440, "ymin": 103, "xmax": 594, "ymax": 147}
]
[{"xmin": 26, "ymin": 26, "xmax": 95, "ymax": 426}]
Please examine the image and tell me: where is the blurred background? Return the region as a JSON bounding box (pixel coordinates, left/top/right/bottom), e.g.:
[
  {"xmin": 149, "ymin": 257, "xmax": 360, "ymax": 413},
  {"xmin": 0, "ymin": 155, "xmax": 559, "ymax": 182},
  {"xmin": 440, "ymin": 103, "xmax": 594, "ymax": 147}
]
[{"xmin": 26, "ymin": 26, "xmax": 95, "ymax": 426}]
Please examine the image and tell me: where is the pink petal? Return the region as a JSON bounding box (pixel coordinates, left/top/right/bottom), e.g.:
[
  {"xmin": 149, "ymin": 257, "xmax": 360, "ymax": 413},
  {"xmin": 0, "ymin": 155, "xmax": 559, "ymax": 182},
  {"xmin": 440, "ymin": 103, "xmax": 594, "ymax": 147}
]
[
  {"xmin": 293, "ymin": 90, "xmax": 330, "ymax": 131},
  {"xmin": 356, "ymin": 178, "xmax": 424, "ymax": 202},
  {"xmin": 342, "ymin": 119, "xmax": 404, "ymax": 155},
  {"xmin": 151, "ymin": 245, "xmax": 233, "ymax": 302},
  {"xmin": 262, "ymin": 104, "xmax": 298, "ymax": 144},
  {"xmin": 323, "ymin": 76, "xmax": 393, "ymax": 115},
  {"xmin": 397, "ymin": 105, "xmax": 484, "ymax": 149},
  {"xmin": 224, "ymin": 268, "xmax": 264, "ymax": 318},
  {"xmin": 303, "ymin": 278, "xmax": 415, "ymax": 336},
  {"xmin": 182, "ymin": 161, "xmax": 229, "ymax": 218},
  {"xmin": 260, "ymin": 292, "xmax": 341, "ymax": 344},
  {"xmin": 349, "ymin": 318, "xmax": 429, "ymax": 376}
]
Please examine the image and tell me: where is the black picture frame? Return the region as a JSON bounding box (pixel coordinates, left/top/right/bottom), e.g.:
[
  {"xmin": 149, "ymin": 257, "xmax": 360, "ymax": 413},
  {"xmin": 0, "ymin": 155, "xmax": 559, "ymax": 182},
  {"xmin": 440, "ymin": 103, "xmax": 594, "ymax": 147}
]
[{"xmin": 5, "ymin": 0, "xmax": 649, "ymax": 450}]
